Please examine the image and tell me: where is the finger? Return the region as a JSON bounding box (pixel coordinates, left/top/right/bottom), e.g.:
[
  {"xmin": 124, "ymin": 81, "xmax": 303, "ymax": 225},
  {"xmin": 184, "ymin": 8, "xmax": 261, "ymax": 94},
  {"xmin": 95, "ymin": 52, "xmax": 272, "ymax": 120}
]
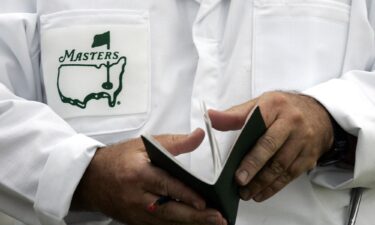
[
  {"xmin": 240, "ymin": 132, "xmax": 302, "ymax": 200},
  {"xmin": 143, "ymin": 166, "xmax": 206, "ymax": 210},
  {"xmin": 208, "ymin": 100, "xmax": 257, "ymax": 131},
  {"xmin": 155, "ymin": 128, "xmax": 205, "ymax": 156},
  {"xmin": 158, "ymin": 202, "xmax": 226, "ymax": 225},
  {"xmin": 143, "ymin": 193, "xmax": 226, "ymax": 225},
  {"xmin": 253, "ymin": 153, "xmax": 317, "ymax": 202},
  {"xmin": 235, "ymin": 119, "xmax": 290, "ymax": 187}
]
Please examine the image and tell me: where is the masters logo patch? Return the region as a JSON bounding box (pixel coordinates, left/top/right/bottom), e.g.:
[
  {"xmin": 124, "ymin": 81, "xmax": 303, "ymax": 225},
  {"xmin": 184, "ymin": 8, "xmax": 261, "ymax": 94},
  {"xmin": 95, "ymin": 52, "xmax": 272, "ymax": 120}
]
[
  {"xmin": 41, "ymin": 21, "xmax": 150, "ymax": 119},
  {"xmin": 57, "ymin": 31, "xmax": 127, "ymax": 109}
]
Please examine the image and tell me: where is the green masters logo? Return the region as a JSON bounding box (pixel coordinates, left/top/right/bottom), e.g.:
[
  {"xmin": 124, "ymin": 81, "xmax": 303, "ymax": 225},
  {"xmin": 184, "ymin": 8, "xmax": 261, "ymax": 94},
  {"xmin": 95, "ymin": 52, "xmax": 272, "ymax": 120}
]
[{"xmin": 57, "ymin": 31, "xmax": 127, "ymax": 109}]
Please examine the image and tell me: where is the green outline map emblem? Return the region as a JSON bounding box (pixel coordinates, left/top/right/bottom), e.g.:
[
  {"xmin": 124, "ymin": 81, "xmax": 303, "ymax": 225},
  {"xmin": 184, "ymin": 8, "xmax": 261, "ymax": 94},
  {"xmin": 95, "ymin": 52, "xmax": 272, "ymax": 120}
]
[{"xmin": 57, "ymin": 31, "xmax": 127, "ymax": 109}]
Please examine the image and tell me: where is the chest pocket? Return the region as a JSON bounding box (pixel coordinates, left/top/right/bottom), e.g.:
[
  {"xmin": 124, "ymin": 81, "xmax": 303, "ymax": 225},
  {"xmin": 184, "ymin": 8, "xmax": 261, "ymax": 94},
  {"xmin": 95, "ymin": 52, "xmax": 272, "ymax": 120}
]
[
  {"xmin": 252, "ymin": 0, "xmax": 351, "ymax": 97},
  {"xmin": 40, "ymin": 9, "xmax": 150, "ymax": 139}
]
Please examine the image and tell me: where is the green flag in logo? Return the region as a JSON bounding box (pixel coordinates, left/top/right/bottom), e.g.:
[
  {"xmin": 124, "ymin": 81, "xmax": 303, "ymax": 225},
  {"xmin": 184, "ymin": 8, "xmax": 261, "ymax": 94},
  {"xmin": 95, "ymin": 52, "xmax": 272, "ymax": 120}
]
[{"xmin": 92, "ymin": 31, "xmax": 110, "ymax": 50}]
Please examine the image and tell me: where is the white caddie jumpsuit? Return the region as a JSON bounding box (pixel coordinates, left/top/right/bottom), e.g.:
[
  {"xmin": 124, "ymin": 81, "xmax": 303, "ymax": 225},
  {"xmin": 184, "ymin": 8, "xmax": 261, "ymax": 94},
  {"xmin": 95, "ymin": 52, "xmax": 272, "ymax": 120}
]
[{"xmin": 1, "ymin": 0, "xmax": 375, "ymax": 225}]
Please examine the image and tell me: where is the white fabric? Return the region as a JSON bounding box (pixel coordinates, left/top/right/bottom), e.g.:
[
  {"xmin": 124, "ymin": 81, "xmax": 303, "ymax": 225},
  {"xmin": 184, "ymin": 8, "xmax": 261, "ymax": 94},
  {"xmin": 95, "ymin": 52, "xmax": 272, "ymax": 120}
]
[
  {"xmin": 40, "ymin": 10, "xmax": 150, "ymax": 120},
  {"xmin": 0, "ymin": 0, "xmax": 374, "ymax": 225}
]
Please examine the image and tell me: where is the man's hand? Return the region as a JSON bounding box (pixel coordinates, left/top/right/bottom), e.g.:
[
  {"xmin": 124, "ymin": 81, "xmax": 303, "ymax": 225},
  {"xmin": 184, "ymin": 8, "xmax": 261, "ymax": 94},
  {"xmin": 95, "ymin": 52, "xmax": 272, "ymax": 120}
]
[
  {"xmin": 73, "ymin": 128, "xmax": 227, "ymax": 225},
  {"xmin": 208, "ymin": 91, "xmax": 334, "ymax": 202}
]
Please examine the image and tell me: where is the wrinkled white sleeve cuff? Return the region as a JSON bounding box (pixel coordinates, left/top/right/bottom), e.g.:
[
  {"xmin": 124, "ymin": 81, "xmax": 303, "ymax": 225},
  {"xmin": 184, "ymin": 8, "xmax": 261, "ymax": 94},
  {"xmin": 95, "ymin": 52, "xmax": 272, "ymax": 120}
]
[
  {"xmin": 303, "ymin": 75, "xmax": 375, "ymax": 189},
  {"xmin": 34, "ymin": 134, "xmax": 104, "ymax": 225}
]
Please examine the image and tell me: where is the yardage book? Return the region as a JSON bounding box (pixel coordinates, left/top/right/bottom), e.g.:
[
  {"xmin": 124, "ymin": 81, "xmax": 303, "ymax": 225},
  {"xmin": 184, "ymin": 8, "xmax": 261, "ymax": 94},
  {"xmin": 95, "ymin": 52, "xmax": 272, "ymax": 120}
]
[{"xmin": 141, "ymin": 105, "xmax": 266, "ymax": 225}]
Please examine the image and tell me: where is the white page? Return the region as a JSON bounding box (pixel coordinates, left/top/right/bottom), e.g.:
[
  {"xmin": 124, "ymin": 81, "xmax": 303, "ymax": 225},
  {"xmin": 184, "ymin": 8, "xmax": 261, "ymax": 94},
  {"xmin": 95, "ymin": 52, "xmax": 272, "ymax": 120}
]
[{"xmin": 201, "ymin": 101, "xmax": 223, "ymax": 178}]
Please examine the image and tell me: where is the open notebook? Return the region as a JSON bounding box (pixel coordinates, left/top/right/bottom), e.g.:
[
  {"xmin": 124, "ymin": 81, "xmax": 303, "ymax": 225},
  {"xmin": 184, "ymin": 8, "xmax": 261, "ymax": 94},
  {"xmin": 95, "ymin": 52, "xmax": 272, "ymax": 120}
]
[{"xmin": 141, "ymin": 105, "xmax": 266, "ymax": 225}]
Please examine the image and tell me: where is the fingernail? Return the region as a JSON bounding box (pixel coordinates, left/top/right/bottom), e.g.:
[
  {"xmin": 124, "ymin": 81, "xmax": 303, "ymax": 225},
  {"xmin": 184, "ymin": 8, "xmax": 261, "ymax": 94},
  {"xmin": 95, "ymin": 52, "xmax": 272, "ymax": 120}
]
[
  {"xmin": 237, "ymin": 170, "xmax": 249, "ymax": 184},
  {"xmin": 239, "ymin": 188, "xmax": 250, "ymax": 200},
  {"xmin": 254, "ymin": 193, "xmax": 263, "ymax": 202},
  {"xmin": 193, "ymin": 201, "xmax": 205, "ymax": 210},
  {"xmin": 207, "ymin": 215, "xmax": 219, "ymax": 225},
  {"xmin": 190, "ymin": 128, "xmax": 199, "ymax": 135}
]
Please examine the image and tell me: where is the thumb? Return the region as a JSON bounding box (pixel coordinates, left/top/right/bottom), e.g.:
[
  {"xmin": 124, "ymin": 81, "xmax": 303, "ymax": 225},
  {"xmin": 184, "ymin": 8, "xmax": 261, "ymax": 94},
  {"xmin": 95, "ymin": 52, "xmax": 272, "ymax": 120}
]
[
  {"xmin": 208, "ymin": 100, "xmax": 256, "ymax": 131},
  {"xmin": 155, "ymin": 128, "xmax": 205, "ymax": 156}
]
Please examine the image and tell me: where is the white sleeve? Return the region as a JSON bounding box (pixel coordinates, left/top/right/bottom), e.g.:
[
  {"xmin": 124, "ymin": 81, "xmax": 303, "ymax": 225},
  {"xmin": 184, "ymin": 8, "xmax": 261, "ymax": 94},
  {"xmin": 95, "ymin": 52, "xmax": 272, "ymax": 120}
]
[
  {"xmin": 304, "ymin": 0, "xmax": 375, "ymax": 189},
  {"xmin": 0, "ymin": 11, "xmax": 104, "ymax": 225}
]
